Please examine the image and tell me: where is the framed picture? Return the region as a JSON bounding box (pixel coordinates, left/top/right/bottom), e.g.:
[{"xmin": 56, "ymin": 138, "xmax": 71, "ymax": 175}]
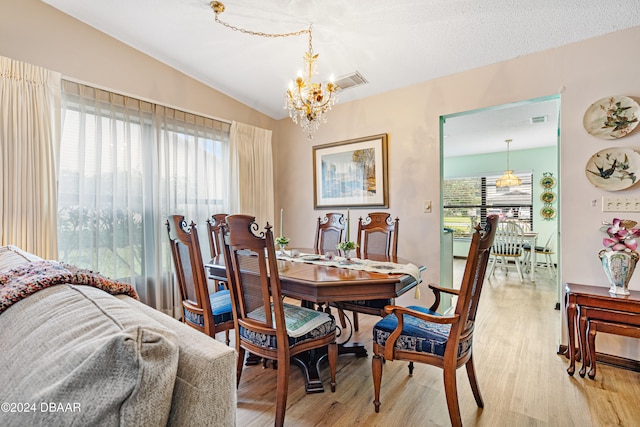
[{"xmin": 313, "ymin": 133, "xmax": 389, "ymax": 209}]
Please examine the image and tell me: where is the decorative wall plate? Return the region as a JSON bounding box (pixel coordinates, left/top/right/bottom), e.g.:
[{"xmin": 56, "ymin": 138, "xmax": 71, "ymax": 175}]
[
  {"xmin": 540, "ymin": 191, "xmax": 556, "ymax": 204},
  {"xmin": 540, "ymin": 175, "xmax": 556, "ymax": 189},
  {"xmin": 583, "ymin": 96, "xmax": 640, "ymax": 139},
  {"xmin": 585, "ymin": 147, "xmax": 640, "ymax": 191},
  {"xmin": 540, "ymin": 206, "xmax": 556, "ymax": 219}
]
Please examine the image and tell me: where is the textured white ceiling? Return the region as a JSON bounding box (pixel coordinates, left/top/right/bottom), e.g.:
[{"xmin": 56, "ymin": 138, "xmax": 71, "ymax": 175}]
[{"xmin": 42, "ymin": 0, "xmax": 638, "ymax": 154}]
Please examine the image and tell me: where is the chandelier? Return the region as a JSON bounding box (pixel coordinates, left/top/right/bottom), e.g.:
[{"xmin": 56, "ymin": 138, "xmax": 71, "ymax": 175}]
[
  {"xmin": 495, "ymin": 139, "xmax": 522, "ymax": 187},
  {"xmin": 210, "ymin": 1, "xmax": 337, "ymax": 140}
]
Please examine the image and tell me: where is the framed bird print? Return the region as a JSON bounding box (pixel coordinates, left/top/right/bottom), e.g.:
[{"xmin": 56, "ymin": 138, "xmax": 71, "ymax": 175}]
[{"xmin": 585, "ymin": 147, "xmax": 640, "ymax": 190}]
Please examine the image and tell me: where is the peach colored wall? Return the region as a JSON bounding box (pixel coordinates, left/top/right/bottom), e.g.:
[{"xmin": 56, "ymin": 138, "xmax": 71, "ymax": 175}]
[
  {"xmin": 0, "ymin": 0, "xmax": 275, "ymax": 131},
  {"xmin": 275, "ymin": 26, "xmax": 640, "ymax": 359}
]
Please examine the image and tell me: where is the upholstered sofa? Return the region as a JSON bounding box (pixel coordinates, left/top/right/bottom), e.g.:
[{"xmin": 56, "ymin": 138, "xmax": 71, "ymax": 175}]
[{"xmin": 0, "ymin": 245, "xmax": 236, "ymax": 426}]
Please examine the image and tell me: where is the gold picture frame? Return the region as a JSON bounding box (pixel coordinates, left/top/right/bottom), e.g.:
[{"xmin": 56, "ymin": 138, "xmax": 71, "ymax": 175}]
[{"xmin": 313, "ymin": 134, "xmax": 389, "ymax": 209}]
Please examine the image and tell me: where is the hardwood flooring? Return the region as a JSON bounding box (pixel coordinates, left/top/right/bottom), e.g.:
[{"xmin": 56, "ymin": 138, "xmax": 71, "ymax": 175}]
[{"xmin": 225, "ymin": 261, "xmax": 640, "ymax": 426}]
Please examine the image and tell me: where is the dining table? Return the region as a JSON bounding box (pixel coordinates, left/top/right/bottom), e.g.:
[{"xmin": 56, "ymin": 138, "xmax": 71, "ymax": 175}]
[{"xmin": 205, "ymin": 248, "xmax": 425, "ymax": 393}]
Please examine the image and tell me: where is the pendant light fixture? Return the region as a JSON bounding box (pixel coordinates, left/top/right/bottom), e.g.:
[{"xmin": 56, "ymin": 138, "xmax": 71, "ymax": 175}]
[{"xmin": 495, "ymin": 139, "xmax": 522, "ymax": 187}]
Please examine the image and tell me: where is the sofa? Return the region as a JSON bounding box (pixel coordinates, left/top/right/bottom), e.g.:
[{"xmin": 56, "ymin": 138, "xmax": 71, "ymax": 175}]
[{"xmin": 0, "ymin": 245, "xmax": 236, "ymax": 426}]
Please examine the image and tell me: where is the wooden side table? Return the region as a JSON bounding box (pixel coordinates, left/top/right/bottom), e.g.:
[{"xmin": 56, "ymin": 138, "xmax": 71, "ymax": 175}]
[
  {"xmin": 582, "ymin": 307, "xmax": 640, "ymax": 378},
  {"xmin": 565, "ymin": 283, "xmax": 640, "ymax": 376}
]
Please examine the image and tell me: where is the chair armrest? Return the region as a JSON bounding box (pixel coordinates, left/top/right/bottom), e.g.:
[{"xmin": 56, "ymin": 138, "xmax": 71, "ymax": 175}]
[
  {"xmin": 383, "ymin": 304, "xmax": 458, "ymax": 325},
  {"xmin": 428, "ymin": 283, "xmax": 460, "ymax": 296},
  {"xmin": 382, "ymin": 304, "xmax": 460, "ymax": 360},
  {"xmin": 427, "ymin": 283, "xmax": 459, "ymax": 312}
]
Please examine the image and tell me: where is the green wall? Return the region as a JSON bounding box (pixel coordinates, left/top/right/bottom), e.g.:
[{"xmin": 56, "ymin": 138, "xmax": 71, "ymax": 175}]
[{"xmin": 445, "ymin": 146, "xmax": 558, "ymax": 258}]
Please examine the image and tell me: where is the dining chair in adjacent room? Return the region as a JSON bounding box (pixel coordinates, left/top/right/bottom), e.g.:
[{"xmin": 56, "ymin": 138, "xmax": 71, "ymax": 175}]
[
  {"xmin": 220, "ymin": 214, "xmax": 338, "ymax": 427},
  {"xmin": 314, "ymin": 212, "xmax": 346, "ymax": 254},
  {"xmin": 371, "ymin": 214, "xmax": 499, "ymax": 427},
  {"xmin": 207, "ymin": 213, "xmax": 229, "ymax": 291},
  {"xmin": 166, "ymin": 215, "xmax": 233, "ymax": 345},
  {"xmin": 335, "ymin": 212, "xmax": 399, "ymax": 331},
  {"xmin": 523, "ymin": 233, "xmax": 557, "ymax": 278},
  {"xmin": 489, "ymin": 220, "xmax": 525, "ymax": 282}
]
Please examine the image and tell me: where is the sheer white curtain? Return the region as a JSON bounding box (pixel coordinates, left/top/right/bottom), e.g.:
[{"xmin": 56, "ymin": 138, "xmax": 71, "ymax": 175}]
[
  {"xmin": 0, "ymin": 56, "xmax": 61, "ymax": 258},
  {"xmin": 58, "ymin": 81, "xmax": 230, "ymax": 316},
  {"xmin": 229, "ymin": 121, "xmax": 274, "ymax": 228}
]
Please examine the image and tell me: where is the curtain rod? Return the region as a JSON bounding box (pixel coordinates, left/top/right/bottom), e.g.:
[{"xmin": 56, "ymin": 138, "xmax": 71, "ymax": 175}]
[{"xmin": 62, "ymin": 75, "xmax": 232, "ymax": 125}]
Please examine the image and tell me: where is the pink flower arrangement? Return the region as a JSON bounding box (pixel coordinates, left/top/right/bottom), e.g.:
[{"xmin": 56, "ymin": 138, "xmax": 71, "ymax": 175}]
[{"xmin": 602, "ymin": 218, "xmax": 640, "ymax": 252}]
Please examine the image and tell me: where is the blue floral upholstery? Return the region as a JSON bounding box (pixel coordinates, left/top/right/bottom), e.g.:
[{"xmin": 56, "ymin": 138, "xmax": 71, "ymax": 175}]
[
  {"xmin": 240, "ymin": 303, "xmax": 336, "ymax": 349},
  {"xmin": 184, "ymin": 289, "xmax": 233, "ymax": 327},
  {"xmin": 373, "ymin": 305, "xmax": 472, "ymax": 357}
]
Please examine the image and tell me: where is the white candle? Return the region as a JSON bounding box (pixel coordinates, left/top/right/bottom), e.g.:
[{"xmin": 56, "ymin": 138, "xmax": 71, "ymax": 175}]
[
  {"xmin": 347, "ymin": 209, "xmax": 350, "ymax": 241},
  {"xmin": 280, "ymin": 209, "xmax": 284, "ymax": 237}
]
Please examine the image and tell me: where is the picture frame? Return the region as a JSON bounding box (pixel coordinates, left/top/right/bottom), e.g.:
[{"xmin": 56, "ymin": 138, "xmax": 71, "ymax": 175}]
[{"xmin": 313, "ymin": 133, "xmax": 389, "ymax": 209}]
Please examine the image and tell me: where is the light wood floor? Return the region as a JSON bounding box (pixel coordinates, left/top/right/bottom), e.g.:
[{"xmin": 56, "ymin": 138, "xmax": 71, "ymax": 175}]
[{"xmin": 227, "ymin": 261, "xmax": 640, "ymax": 426}]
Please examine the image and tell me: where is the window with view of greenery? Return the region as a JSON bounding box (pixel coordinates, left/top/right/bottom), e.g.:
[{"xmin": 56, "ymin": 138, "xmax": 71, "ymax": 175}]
[
  {"xmin": 57, "ymin": 81, "xmax": 230, "ymax": 311},
  {"xmin": 443, "ymin": 173, "xmax": 533, "ymax": 237}
]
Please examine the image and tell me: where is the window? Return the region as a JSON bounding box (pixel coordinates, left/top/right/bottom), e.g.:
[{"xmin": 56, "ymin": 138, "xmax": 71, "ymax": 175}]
[
  {"xmin": 443, "ymin": 173, "xmax": 533, "ymax": 237},
  {"xmin": 57, "ymin": 81, "xmax": 230, "ymax": 313}
]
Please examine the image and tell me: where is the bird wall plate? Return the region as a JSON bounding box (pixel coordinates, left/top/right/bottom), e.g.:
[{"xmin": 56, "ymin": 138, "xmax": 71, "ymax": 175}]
[
  {"xmin": 583, "ymin": 96, "xmax": 640, "ymax": 139},
  {"xmin": 585, "ymin": 147, "xmax": 640, "ymax": 191}
]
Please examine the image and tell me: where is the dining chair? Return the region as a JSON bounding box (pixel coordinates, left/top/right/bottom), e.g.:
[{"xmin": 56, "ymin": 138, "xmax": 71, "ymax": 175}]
[
  {"xmin": 489, "ymin": 220, "xmax": 525, "ymax": 282},
  {"xmin": 206, "ymin": 213, "xmax": 229, "ymax": 291},
  {"xmin": 335, "ymin": 212, "xmax": 399, "ymax": 331},
  {"xmin": 371, "ymin": 214, "xmax": 499, "ymax": 427},
  {"xmin": 523, "ymin": 233, "xmax": 556, "ymax": 278},
  {"xmin": 314, "ymin": 213, "xmax": 345, "ymax": 254},
  {"xmin": 220, "ymin": 214, "xmax": 338, "ymax": 427},
  {"xmin": 165, "ymin": 215, "xmax": 233, "ymax": 345}
]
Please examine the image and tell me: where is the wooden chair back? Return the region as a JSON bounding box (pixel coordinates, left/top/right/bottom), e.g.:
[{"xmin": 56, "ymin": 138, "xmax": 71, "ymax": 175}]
[
  {"xmin": 206, "ymin": 213, "xmax": 228, "ymax": 258},
  {"xmin": 454, "ymin": 214, "xmax": 499, "ymax": 328},
  {"xmin": 314, "ymin": 213, "xmax": 345, "ymax": 253},
  {"xmin": 220, "ymin": 215, "xmax": 286, "ymax": 349},
  {"xmin": 166, "ymin": 215, "xmax": 220, "ymax": 335},
  {"xmin": 356, "ymin": 212, "xmax": 399, "ymax": 258}
]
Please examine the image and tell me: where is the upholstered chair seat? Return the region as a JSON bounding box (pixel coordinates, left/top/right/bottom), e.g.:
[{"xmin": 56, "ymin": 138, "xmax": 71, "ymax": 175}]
[
  {"xmin": 183, "ymin": 289, "xmax": 234, "ymax": 327},
  {"xmin": 239, "ymin": 303, "xmax": 336, "ymax": 349},
  {"xmin": 373, "ymin": 305, "xmax": 472, "ymax": 357}
]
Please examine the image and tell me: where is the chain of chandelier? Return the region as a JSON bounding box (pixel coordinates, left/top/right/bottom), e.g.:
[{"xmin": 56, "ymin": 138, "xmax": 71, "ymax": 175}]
[{"xmin": 210, "ymin": 1, "xmax": 337, "ymax": 140}]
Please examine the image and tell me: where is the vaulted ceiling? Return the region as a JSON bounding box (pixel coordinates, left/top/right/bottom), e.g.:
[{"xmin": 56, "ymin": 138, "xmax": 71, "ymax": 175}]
[{"xmin": 43, "ymin": 0, "xmax": 640, "ymax": 153}]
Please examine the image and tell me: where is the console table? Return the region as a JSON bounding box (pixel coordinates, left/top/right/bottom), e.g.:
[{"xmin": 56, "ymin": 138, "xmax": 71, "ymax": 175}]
[{"xmin": 565, "ymin": 283, "xmax": 640, "ymax": 377}]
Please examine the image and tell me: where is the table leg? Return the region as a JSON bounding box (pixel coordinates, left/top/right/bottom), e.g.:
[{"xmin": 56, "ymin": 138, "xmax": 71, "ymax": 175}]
[
  {"xmin": 530, "ymin": 237, "xmax": 537, "ymax": 282},
  {"xmin": 291, "ymin": 301, "xmax": 366, "ymax": 394},
  {"xmin": 291, "ymin": 349, "xmax": 328, "ymax": 393},
  {"xmin": 566, "ymin": 294, "xmax": 577, "ymax": 375},
  {"xmin": 578, "ymin": 308, "xmax": 589, "ymax": 377}
]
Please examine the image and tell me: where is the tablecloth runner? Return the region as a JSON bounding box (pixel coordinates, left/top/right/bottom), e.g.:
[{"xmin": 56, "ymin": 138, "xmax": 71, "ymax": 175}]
[{"xmin": 276, "ymin": 251, "xmax": 422, "ymax": 283}]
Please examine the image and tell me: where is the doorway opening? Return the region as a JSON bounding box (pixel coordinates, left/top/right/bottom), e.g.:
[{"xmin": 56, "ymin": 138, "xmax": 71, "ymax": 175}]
[{"xmin": 439, "ymin": 95, "xmax": 560, "ymax": 308}]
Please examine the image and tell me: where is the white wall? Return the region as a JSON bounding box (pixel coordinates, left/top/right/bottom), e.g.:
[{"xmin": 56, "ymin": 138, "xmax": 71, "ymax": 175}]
[{"xmin": 274, "ymin": 26, "xmax": 640, "ymax": 360}]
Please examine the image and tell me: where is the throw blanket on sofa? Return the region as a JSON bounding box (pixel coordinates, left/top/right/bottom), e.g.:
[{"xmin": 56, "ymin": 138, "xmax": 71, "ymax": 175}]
[{"xmin": 0, "ymin": 260, "xmax": 138, "ymax": 314}]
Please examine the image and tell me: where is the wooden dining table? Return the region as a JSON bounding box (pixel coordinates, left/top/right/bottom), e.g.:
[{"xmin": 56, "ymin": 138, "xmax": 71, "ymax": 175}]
[{"xmin": 205, "ymin": 249, "xmax": 425, "ymax": 392}]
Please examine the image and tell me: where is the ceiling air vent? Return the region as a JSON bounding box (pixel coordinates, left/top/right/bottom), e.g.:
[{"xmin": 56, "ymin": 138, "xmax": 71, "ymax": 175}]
[
  {"xmin": 334, "ymin": 71, "xmax": 368, "ymax": 91},
  {"xmin": 529, "ymin": 115, "xmax": 548, "ymax": 124}
]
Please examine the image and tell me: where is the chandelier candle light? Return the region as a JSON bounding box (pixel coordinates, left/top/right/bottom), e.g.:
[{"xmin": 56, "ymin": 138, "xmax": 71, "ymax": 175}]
[{"xmin": 210, "ymin": 1, "xmax": 337, "ymax": 140}]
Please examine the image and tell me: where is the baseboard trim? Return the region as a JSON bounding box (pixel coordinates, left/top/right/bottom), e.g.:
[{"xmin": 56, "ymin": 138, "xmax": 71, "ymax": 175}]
[{"xmin": 557, "ymin": 344, "xmax": 640, "ymax": 372}]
